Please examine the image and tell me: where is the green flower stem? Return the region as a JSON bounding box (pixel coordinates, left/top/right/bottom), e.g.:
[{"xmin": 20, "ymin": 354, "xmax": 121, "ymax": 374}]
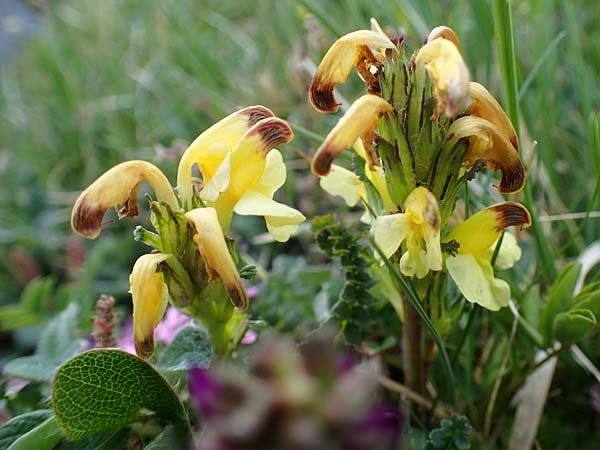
[
  {"xmin": 206, "ymin": 320, "xmax": 230, "ymax": 357},
  {"xmin": 402, "ymin": 292, "xmax": 425, "ymax": 396},
  {"xmin": 190, "ymin": 283, "xmax": 235, "ymax": 357},
  {"xmin": 370, "ymin": 238, "xmax": 457, "ymax": 407}
]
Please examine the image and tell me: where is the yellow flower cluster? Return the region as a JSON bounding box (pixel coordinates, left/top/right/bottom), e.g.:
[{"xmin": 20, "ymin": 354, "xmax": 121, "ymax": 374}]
[{"xmin": 309, "ymin": 22, "xmax": 530, "ymax": 311}]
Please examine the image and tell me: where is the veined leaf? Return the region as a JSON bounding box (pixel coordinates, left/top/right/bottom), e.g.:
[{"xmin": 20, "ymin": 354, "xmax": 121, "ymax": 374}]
[{"xmin": 52, "ymin": 349, "xmax": 190, "ymax": 443}]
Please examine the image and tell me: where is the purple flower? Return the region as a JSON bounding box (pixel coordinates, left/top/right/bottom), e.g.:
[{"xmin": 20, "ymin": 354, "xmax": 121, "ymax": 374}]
[
  {"xmin": 345, "ymin": 404, "xmax": 404, "ymax": 450},
  {"xmin": 189, "ymin": 367, "xmax": 223, "ymax": 419}
]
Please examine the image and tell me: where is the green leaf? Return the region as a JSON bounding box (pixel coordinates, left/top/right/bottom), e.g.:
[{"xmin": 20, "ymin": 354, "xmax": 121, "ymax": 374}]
[
  {"xmin": 552, "ymin": 308, "xmax": 597, "ymax": 343},
  {"xmin": 539, "ymin": 262, "xmax": 582, "ymax": 345},
  {"xmin": 52, "ymin": 349, "xmax": 190, "ymax": 443},
  {"xmin": 3, "ymin": 304, "xmax": 86, "ymax": 382},
  {"xmin": 7, "ymin": 416, "xmax": 62, "ymax": 450},
  {"xmin": 0, "ymin": 410, "xmax": 53, "ymax": 449},
  {"xmin": 156, "ymin": 326, "xmax": 213, "ymax": 373},
  {"xmin": 571, "ymin": 289, "xmax": 600, "ymax": 320}
]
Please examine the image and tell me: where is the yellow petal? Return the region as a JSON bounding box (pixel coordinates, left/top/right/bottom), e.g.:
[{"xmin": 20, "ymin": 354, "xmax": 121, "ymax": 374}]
[
  {"xmin": 71, "ymin": 161, "xmax": 177, "ymax": 239},
  {"xmin": 485, "ymin": 232, "xmax": 522, "ymax": 270},
  {"xmin": 176, "ymin": 106, "xmax": 274, "ymax": 206},
  {"xmin": 319, "ymin": 164, "xmax": 367, "ymax": 207},
  {"xmin": 130, "ymin": 253, "xmax": 172, "ymax": 358},
  {"xmin": 184, "ymin": 207, "xmax": 248, "ymax": 309},
  {"xmin": 252, "ymin": 149, "xmax": 287, "ymax": 198},
  {"xmin": 446, "ymin": 254, "xmax": 511, "ymax": 310},
  {"xmin": 311, "ymin": 94, "xmax": 393, "ymax": 176},
  {"xmin": 354, "ymin": 139, "xmax": 395, "ymax": 211},
  {"xmin": 427, "ymin": 25, "xmax": 462, "ymax": 52},
  {"xmin": 199, "ymin": 145, "xmax": 231, "ymax": 203},
  {"xmin": 400, "ymin": 186, "xmax": 442, "ymax": 277},
  {"xmin": 467, "ymin": 82, "xmax": 518, "ymax": 151},
  {"xmin": 449, "ymin": 116, "xmax": 525, "ymax": 193},
  {"xmin": 400, "ymin": 248, "xmax": 431, "ymax": 279},
  {"xmin": 309, "ymin": 30, "xmax": 396, "ymax": 112},
  {"xmin": 447, "ymin": 202, "xmax": 531, "ymax": 256},
  {"xmin": 214, "ymin": 117, "xmax": 294, "ymax": 226},
  {"xmin": 233, "ymin": 191, "xmax": 305, "ymax": 242},
  {"xmin": 372, "ymin": 213, "xmax": 409, "ymax": 259},
  {"xmin": 415, "ymin": 38, "xmax": 470, "ymax": 118}
]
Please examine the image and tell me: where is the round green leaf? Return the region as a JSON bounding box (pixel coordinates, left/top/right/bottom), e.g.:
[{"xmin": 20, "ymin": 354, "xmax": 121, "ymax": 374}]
[{"xmin": 52, "ymin": 349, "xmax": 189, "ymax": 442}]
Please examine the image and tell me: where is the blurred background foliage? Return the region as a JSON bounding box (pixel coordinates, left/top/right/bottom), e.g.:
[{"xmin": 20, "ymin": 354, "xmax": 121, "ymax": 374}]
[{"xmin": 0, "ymin": 0, "xmax": 599, "ymax": 447}]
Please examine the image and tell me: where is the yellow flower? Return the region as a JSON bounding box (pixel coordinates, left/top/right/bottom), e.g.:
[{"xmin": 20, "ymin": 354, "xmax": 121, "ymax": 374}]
[
  {"xmin": 194, "ymin": 117, "xmax": 304, "ymax": 241},
  {"xmin": 372, "ymin": 186, "xmax": 442, "ymax": 279},
  {"xmin": 184, "ymin": 207, "xmax": 248, "ymax": 310},
  {"xmin": 71, "ymin": 106, "xmax": 303, "ymax": 357},
  {"xmin": 445, "ymin": 203, "xmax": 531, "ymax": 310},
  {"xmin": 448, "ymin": 115, "xmax": 525, "ymax": 193},
  {"xmin": 309, "ymin": 30, "xmax": 396, "ymax": 113},
  {"xmin": 129, "ymin": 253, "xmax": 172, "ymax": 358},
  {"xmin": 311, "ymin": 94, "xmax": 393, "ymax": 176},
  {"xmin": 71, "ymin": 160, "xmax": 178, "ymax": 239},
  {"xmin": 72, "ymin": 107, "xmax": 303, "ymax": 242},
  {"xmin": 319, "ymin": 141, "xmax": 395, "ymax": 226},
  {"xmin": 414, "ymin": 34, "xmax": 470, "ymax": 119}
]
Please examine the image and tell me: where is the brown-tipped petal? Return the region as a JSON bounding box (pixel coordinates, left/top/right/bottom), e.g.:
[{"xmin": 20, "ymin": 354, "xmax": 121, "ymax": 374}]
[
  {"xmin": 447, "ymin": 202, "xmax": 531, "ymax": 255},
  {"xmin": 309, "ymin": 30, "xmax": 396, "ymax": 113},
  {"xmin": 130, "ymin": 253, "xmax": 172, "ymax": 358},
  {"xmin": 449, "ymin": 116, "xmax": 525, "ymax": 193},
  {"xmin": 71, "ymin": 161, "xmax": 177, "ymax": 239},
  {"xmin": 184, "ymin": 207, "xmax": 249, "ymax": 309},
  {"xmin": 467, "ymin": 82, "xmax": 518, "ymax": 151},
  {"xmin": 311, "ymin": 95, "xmax": 393, "ymax": 176},
  {"xmin": 176, "ymin": 106, "xmax": 275, "ymax": 206},
  {"xmin": 427, "ymin": 26, "xmax": 462, "ymax": 52},
  {"xmin": 415, "ymin": 38, "xmax": 470, "ymax": 119}
]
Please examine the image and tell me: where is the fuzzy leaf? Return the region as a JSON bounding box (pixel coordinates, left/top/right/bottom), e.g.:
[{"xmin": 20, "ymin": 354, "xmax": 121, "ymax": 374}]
[
  {"xmin": 156, "ymin": 326, "xmax": 213, "ymax": 373},
  {"xmin": 52, "ymin": 349, "xmax": 190, "ymax": 442}
]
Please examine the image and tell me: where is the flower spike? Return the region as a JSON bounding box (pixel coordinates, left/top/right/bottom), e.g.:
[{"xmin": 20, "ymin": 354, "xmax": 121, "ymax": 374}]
[
  {"xmin": 184, "ymin": 207, "xmax": 248, "ymax": 309},
  {"xmin": 177, "ymin": 106, "xmax": 274, "ymax": 206},
  {"xmin": 309, "ymin": 30, "xmax": 396, "ymax": 113},
  {"xmin": 466, "ymin": 82, "xmax": 519, "ymax": 151},
  {"xmin": 449, "ymin": 116, "xmax": 525, "ymax": 193},
  {"xmin": 415, "ymin": 38, "xmax": 470, "ymax": 119},
  {"xmin": 71, "ymin": 160, "xmax": 178, "ymax": 239},
  {"xmin": 130, "ymin": 253, "xmax": 172, "ymax": 358},
  {"xmin": 311, "ymin": 94, "xmax": 393, "ymax": 176}
]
